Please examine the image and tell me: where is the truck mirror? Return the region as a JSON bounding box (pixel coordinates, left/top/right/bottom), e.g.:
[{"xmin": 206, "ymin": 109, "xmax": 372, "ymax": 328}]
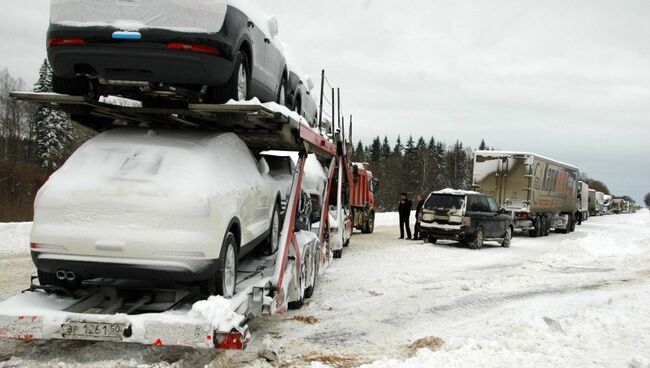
[
  {"xmin": 258, "ymin": 157, "xmax": 270, "ymax": 176},
  {"xmin": 268, "ymin": 16, "xmax": 279, "ymax": 37}
]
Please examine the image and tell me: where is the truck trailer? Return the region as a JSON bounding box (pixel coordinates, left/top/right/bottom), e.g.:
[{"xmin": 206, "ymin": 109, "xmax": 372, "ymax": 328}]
[
  {"xmin": 473, "ymin": 151, "xmax": 580, "ymax": 237},
  {"xmin": 350, "ymin": 162, "xmax": 379, "ymax": 234},
  {"xmin": 577, "ymin": 181, "xmax": 589, "ymax": 222}
]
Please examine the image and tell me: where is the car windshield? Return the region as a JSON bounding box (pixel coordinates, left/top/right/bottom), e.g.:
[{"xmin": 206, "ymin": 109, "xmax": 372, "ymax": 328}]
[{"xmin": 424, "ymin": 194, "xmax": 464, "ymax": 210}]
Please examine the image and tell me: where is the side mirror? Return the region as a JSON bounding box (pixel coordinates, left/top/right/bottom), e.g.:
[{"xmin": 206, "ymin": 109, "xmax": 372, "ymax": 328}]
[
  {"xmin": 258, "ymin": 157, "xmax": 270, "ymax": 176},
  {"xmin": 499, "ymin": 208, "xmax": 508, "ymax": 215},
  {"xmin": 306, "ymin": 76, "xmax": 315, "ymax": 91},
  {"xmin": 268, "ymin": 16, "xmax": 279, "ymax": 37}
]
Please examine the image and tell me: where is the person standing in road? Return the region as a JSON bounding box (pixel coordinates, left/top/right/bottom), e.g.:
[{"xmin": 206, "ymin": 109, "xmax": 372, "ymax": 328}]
[
  {"xmin": 398, "ymin": 193, "xmax": 413, "ymax": 239},
  {"xmin": 413, "ymin": 194, "xmax": 425, "ymax": 240}
]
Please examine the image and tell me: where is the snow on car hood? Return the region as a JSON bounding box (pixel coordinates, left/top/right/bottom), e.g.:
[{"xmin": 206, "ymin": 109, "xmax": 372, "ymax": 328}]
[{"xmin": 51, "ymin": 0, "xmax": 275, "ymax": 35}]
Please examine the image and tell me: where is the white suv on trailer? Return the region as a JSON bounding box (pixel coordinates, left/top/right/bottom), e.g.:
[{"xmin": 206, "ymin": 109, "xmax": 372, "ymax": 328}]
[{"xmin": 30, "ymin": 128, "xmax": 282, "ymax": 298}]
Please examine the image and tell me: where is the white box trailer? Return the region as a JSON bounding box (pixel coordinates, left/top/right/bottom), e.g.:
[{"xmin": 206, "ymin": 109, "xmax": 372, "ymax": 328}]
[
  {"xmin": 578, "ymin": 181, "xmax": 589, "ymax": 221},
  {"xmin": 473, "ymin": 151, "xmax": 580, "ymax": 237},
  {"xmin": 0, "ymin": 92, "xmax": 352, "ymax": 351}
]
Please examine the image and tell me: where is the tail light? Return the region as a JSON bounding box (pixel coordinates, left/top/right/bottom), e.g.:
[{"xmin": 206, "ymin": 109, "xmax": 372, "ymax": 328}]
[
  {"xmin": 214, "ymin": 331, "xmax": 248, "ymax": 350},
  {"xmin": 167, "ymin": 43, "xmax": 221, "ymax": 56},
  {"xmin": 47, "ymin": 38, "xmax": 86, "ymax": 47}
]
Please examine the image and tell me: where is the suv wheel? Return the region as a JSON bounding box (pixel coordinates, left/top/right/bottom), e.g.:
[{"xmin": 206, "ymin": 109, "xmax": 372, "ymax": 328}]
[
  {"xmin": 469, "ymin": 228, "xmax": 484, "ymax": 249},
  {"xmin": 264, "ymin": 205, "xmax": 280, "ymax": 255},
  {"xmin": 202, "ymin": 232, "xmax": 237, "ymax": 298},
  {"xmin": 210, "ymin": 51, "xmax": 249, "ymax": 103},
  {"xmin": 501, "ymin": 226, "xmax": 513, "ymax": 248}
]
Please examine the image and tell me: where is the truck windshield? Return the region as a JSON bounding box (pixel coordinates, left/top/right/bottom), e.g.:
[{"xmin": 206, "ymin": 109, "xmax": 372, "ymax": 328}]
[{"xmin": 424, "ymin": 194, "xmax": 464, "ymax": 210}]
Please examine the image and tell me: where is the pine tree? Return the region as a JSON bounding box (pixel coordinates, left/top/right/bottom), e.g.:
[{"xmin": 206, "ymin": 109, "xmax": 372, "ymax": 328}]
[
  {"xmin": 34, "ymin": 59, "xmax": 75, "ymax": 170},
  {"xmin": 369, "ymin": 136, "xmax": 381, "ymax": 164},
  {"xmin": 478, "ymin": 139, "xmax": 487, "ymax": 150},
  {"xmin": 393, "ymin": 135, "xmax": 404, "ymax": 158},
  {"xmin": 403, "ymin": 135, "xmax": 418, "ymax": 194},
  {"xmin": 380, "ymin": 136, "xmax": 391, "ymax": 160},
  {"xmin": 353, "ymin": 140, "xmax": 365, "ymax": 162}
]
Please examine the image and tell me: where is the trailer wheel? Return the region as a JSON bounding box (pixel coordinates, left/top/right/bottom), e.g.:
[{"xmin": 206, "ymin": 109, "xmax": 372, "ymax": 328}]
[
  {"xmin": 202, "ymin": 232, "xmax": 237, "ymax": 298},
  {"xmin": 544, "ymin": 217, "xmax": 551, "ymax": 236},
  {"xmin": 501, "ymin": 226, "xmax": 513, "ymax": 248},
  {"xmin": 469, "ymin": 228, "xmax": 484, "ymax": 249},
  {"xmin": 529, "ymin": 218, "xmax": 540, "ymax": 238},
  {"xmin": 263, "ymin": 205, "xmax": 280, "ymax": 255}
]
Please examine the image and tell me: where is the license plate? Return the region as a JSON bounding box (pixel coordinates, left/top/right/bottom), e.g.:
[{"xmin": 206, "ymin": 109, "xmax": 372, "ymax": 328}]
[{"xmin": 62, "ymin": 320, "xmax": 127, "ymax": 340}]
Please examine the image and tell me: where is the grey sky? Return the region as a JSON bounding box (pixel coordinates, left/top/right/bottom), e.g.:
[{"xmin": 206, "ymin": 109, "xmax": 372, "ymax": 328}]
[{"xmin": 1, "ymin": 0, "xmax": 648, "ymax": 201}]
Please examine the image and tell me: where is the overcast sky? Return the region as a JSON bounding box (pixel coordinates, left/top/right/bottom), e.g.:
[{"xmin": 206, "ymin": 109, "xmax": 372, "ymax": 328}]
[{"xmin": 1, "ymin": 0, "xmax": 648, "ymax": 201}]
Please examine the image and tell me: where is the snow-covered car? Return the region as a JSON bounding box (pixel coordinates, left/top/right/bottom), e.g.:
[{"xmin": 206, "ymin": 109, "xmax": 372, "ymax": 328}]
[
  {"xmin": 262, "ymin": 151, "xmax": 327, "ymax": 223},
  {"xmin": 419, "ymin": 189, "xmax": 514, "ymax": 249},
  {"xmin": 283, "ymin": 43, "xmax": 318, "ymax": 126},
  {"xmin": 47, "ymin": 0, "xmax": 288, "ymax": 105},
  {"xmin": 30, "ymin": 128, "xmax": 282, "ymax": 298}
]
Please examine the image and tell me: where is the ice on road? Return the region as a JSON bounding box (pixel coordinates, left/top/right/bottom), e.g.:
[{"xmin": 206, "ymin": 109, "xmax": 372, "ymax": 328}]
[{"xmin": 0, "ymin": 210, "xmax": 649, "ymax": 367}]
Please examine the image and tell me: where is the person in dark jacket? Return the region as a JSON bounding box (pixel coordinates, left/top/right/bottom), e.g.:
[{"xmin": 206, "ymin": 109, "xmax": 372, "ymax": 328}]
[
  {"xmin": 398, "ymin": 193, "xmax": 412, "ymax": 239},
  {"xmin": 413, "ymin": 194, "xmax": 424, "ymax": 240}
]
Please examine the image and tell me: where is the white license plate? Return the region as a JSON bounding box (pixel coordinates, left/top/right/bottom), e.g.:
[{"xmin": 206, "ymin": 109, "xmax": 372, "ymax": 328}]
[{"xmin": 62, "ymin": 321, "xmax": 127, "ymax": 340}]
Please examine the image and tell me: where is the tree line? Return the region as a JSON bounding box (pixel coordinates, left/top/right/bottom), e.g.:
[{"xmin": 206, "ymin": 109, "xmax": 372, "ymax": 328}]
[
  {"xmin": 351, "ymin": 136, "xmax": 482, "ymax": 212},
  {"xmin": 0, "ymin": 62, "xmax": 92, "ymax": 221}
]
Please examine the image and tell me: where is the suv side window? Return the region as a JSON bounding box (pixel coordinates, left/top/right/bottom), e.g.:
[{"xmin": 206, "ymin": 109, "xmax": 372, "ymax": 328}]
[
  {"xmin": 478, "ymin": 196, "xmax": 491, "ymax": 213},
  {"xmin": 487, "ymin": 197, "xmax": 500, "ymax": 213},
  {"xmin": 467, "ymin": 195, "xmax": 479, "ymax": 212}
]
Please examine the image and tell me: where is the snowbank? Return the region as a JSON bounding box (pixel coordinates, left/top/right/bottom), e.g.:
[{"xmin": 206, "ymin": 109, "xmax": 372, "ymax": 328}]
[
  {"xmin": 188, "ymin": 296, "xmax": 245, "ymax": 332},
  {"xmin": 0, "ymin": 222, "xmax": 31, "ymax": 255}
]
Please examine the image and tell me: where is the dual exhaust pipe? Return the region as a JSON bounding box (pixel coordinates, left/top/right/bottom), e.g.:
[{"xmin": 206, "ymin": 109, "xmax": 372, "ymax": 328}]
[{"xmin": 56, "ymin": 269, "xmax": 77, "ymax": 281}]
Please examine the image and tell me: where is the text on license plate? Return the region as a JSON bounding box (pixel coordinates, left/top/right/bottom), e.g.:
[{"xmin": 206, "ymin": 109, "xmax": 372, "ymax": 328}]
[{"xmin": 62, "ymin": 321, "xmax": 127, "ymax": 340}]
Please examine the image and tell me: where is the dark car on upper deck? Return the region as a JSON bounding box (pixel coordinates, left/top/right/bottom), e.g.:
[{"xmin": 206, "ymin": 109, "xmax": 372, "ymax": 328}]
[
  {"xmin": 419, "ymin": 189, "xmax": 514, "ymax": 249},
  {"xmin": 47, "ymin": 0, "xmax": 288, "ymax": 106}
]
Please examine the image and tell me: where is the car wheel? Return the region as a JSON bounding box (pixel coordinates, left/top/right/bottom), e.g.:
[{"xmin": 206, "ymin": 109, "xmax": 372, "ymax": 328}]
[
  {"xmin": 277, "ymin": 75, "xmax": 288, "ymax": 106},
  {"xmin": 469, "ymin": 228, "xmax": 484, "ymax": 249},
  {"xmin": 264, "ymin": 205, "xmax": 281, "ymax": 255},
  {"xmin": 202, "ymin": 232, "xmax": 237, "ymax": 298},
  {"xmin": 303, "ymin": 247, "xmax": 319, "ymax": 299},
  {"xmin": 210, "ymin": 52, "xmax": 249, "ymax": 103},
  {"xmin": 501, "ymin": 226, "xmax": 513, "ymax": 248},
  {"xmin": 288, "ymin": 261, "xmax": 306, "ymax": 309}
]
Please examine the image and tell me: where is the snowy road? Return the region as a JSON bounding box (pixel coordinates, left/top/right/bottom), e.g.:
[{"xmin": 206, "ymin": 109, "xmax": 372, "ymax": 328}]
[{"xmin": 0, "ymin": 210, "xmax": 649, "ymax": 367}]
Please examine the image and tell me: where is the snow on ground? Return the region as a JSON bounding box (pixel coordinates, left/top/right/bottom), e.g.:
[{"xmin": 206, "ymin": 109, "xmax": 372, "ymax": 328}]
[
  {"xmin": 0, "ymin": 222, "xmax": 30, "ymax": 256},
  {"xmin": 0, "ymin": 210, "xmax": 649, "ymax": 367}
]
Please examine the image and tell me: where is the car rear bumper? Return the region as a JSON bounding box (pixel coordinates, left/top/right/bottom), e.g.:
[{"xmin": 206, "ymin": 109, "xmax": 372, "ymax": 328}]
[
  {"xmin": 420, "ymin": 222, "xmax": 470, "ymax": 241},
  {"xmin": 32, "ymin": 251, "xmax": 218, "ymax": 283},
  {"xmin": 48, "ymin": 44, "xmax": 234, "ymax": 86}
]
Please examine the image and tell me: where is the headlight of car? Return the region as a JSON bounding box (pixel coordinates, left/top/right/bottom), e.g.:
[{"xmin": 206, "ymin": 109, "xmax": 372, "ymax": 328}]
[{"xmin": 423, "ymin": 213, "xmax": 434, "ymax": 222}]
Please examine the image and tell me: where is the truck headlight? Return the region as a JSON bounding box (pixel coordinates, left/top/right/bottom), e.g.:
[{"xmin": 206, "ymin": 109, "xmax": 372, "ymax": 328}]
[{"xmin": 422, "ymin": 213, "xmax": 434, "ymax": 222}]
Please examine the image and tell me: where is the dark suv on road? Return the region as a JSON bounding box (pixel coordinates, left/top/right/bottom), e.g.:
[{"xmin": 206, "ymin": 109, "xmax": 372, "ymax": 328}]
[{"xmin": 419, "ymin": 189, "xmax": 514, "ymax": 249}]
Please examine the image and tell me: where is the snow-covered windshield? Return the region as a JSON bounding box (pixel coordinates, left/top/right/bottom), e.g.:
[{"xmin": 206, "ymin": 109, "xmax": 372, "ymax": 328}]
[
  {"xmin": 50, "ymin": 0, "xmax": 228, "ymax": 33},
  {"xmin": 425, "ymin": 194, "xmax": 465, "ymax": 210}
]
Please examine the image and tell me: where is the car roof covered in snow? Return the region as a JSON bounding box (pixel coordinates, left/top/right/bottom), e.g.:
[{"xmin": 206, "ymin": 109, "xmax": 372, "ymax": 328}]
[
  {"xmin": 474, "ymin": 150, "xmax": 579, "ymax": 170},
  {"xmin": 432, "ymin": 188, "xmax": 481, "ymax": 196}
]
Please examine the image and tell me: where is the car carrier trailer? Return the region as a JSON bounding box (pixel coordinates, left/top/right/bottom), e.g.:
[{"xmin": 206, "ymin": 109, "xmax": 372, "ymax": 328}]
[
  {"xmin": 473, "ymin": 150, "xmax": 580, "ymax": 237},
  {"xmin": 0, "ymin": 91, "xmax": 352, "ymax": 350}
]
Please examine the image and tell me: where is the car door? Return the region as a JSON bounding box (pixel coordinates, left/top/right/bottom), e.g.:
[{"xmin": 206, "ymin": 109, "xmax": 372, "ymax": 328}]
[
  {"xmin": 486, "ymin": 196, "xmax": 505, "ymax": 237},
  {"xmin": 264, "ymin": 38, "xmax": 284, "ymax": 101},
  {"xmin": 247, "ymin": 19, "xmax": 268, "ymax": 100},
  {"xmin": 465, "ymin": 195, "xmax": 485, "ymax": 234}
]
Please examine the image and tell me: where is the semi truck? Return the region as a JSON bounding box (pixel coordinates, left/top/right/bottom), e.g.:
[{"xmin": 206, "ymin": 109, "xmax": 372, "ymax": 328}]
[
  {"xmin": 473, "ymin": 151, "xmax": 579, "ymax": 237},
  {"xmin": 588, "ymin": 190, "xmax": 605, "ymax": 216},
  {"xmin": 577, "ymin": 181, "xmax": 590, "ymax": 221},
  {"xmin": 611, "ymin": 198, "xmax": 625, "ymax": 214}
]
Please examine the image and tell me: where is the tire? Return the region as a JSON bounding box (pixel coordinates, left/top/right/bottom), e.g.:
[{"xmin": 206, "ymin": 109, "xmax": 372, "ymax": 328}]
[
  {"xmin": 333, "ymin": 249, "xmax": 342, "ymax": 259},
  {"xmin": 544, "ymin": 217, "xmax": 551, "ymax": 236},
  {"xmin": 361, "ymin": 211, "xmax": 375, "ymax": 234},
  {"xmin": 569, "ymin": 215, "xmax": 576, "ymax": 232},
  {"xmin": 501, "ymin": 226, "xmax": 513, "ymax": 248},
  {"xmin": 529, "ymin": 217, "xmax": 539, "ymax": 238},
  {"xmin": 210, "ymin": 51, "xmax": 249, "ymax": 103},
  {"xmin": 288, "ymin": 261, "xmax": 306, "ymax": 310},
  {"xmin": 264, "ymin": 205, "xmax": 280, "ymax": 255},
  {"xmin": 277, "ymin": 74, "xmax": 288, "ymax": 106},
  {"xmin": 427, "ymin": 235, "xmax": 437, "ymax": 244},
  {"xmin": 303, "ymin": 247, "xmax": 319, "ymax": 299},
  {"xmin": 294, "ymin": 95, "xmax": 302, "ymax": 116},
  {"xmin": 201, "ymin": 232, "xmax": 237, "ymax": 298},
  {"xmin": 469, "ymin": 228, "xmax": 485, "ymax": 249}
]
